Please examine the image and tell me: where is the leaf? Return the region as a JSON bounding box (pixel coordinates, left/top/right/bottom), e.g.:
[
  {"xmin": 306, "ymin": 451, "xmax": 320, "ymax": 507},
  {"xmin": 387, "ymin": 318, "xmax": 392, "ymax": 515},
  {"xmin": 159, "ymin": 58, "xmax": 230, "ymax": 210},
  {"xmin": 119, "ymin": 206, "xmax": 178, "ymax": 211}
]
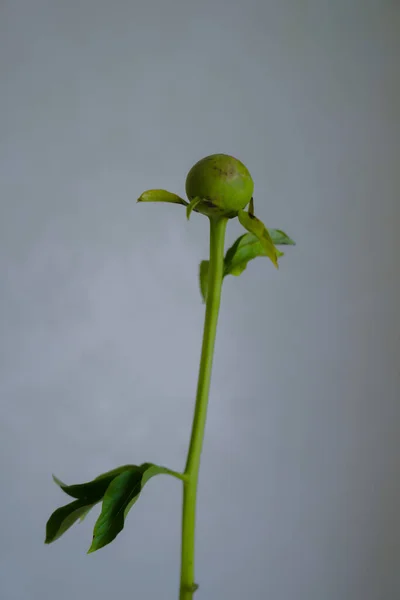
[
  {"xmin": 224, "ymin": 233, "xmax": 287, "ymax": 277},
  {"xmin": 88, "ymin": 464, "xmax": 170, "ymax": 553},
  {"xmin": 45, "ymin": 499, "xmax": 99, "ymax": 544},
  {"xmin": 52, "ymin": 465, "xmax": 135, "ymax": 502},
  {"xmin": 237, "ymin": 210, "xmax": 279, "ymax": 268},
  {"xmin": 46, "ymin": 465, "xmax": 136, "ymax": 542},
  {"xmin": 52, "ymin": 474, "xmax": 67, "ymax": 488},
  {"xmin": 186, "ymin": 196, "xmax": 203, "ymax": 220},
  {"xmin": 78, "ymin": 506, "xmax": 93, "ymax": 523},
  {"xmin": 198, "ymin": 227, "xmax": 294, "ymax": 301},
  {"xmin": 268, "ymin": 229, "xmax": 296, "ymax": 246},
  {"xmin": 94, "ymin": 465, "xmax": 138, "ymax": 481},
  {"xmin": 137, "ymin": 189, "xmax": 188, "ymax": 206},
  {"xmin": 46, "ymin": 463, "xmax": 180, "ymax": 548},
  {"xmin": 224, "ymin": 234, "xmax": 259, "ymax": 276},
  {"xmin": 199, "ymin": 260, "xmax": 209, "ymax": 303}
]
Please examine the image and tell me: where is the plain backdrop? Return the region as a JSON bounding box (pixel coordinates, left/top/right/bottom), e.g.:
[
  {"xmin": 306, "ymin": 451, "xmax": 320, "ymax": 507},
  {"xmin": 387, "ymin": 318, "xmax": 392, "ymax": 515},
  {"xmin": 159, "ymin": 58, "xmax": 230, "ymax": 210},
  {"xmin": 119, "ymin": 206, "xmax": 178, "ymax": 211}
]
[{"xmin": 1, "ymin": 1, "xmax": 399, "ymax": 599}]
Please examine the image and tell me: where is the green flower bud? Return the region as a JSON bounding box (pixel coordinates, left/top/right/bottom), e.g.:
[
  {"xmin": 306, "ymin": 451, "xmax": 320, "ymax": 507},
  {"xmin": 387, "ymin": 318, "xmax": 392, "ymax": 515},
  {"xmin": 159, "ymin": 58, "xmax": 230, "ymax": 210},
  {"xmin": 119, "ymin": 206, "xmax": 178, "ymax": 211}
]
[{"xmin": 185, "ymin": 154, "xmax": 254, "ymax": 218}]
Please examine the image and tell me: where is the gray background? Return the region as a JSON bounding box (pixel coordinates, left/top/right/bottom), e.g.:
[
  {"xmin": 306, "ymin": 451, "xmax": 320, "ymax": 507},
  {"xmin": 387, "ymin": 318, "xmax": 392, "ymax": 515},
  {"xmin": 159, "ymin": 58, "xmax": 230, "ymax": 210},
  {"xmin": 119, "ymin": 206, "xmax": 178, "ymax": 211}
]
[{"xmin": 1, "ymin": 1, "xmax": 399, "ymax": 599}]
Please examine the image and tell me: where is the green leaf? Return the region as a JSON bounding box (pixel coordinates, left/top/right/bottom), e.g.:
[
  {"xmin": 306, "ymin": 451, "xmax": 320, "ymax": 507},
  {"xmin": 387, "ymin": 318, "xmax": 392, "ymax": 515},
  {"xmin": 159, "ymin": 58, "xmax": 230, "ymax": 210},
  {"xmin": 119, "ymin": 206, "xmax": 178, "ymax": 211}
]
[
  {"xmin": 78, "ymin": 506, "xmax": 93, "ymax": 523},
  {"xmin": 268, "ymin": 229, "xmax": 296, "ymax": 246},
  {"xmin": 46, "ymin": 463, "xmax": 181, "ymax": 547},
  {"xmin": 93, "ymin": 465, "xmax": 138, "ymax": 481},
  {"xmin": 224, "ymin": 234, "xmax": 260, "ymax": 276},
  {"xmin": 237, "ymin": 210, "xmax": 279, "ymax": 268},
  {"xmin": 198, "ymin": 227, "xmax": 294, "ymax": 301},
  {"xmin": 52, "ymin": 465, "xmax": 135, "ymax": 502},
  {"xmin": 199, "ymin": 260, "xmax": 209, "ymax": 303},
  {"xmin": 137, "ymin": 189, "xmax": 188, "ymax": 206},
  {"xmin": 46, "ymin": 465, "xmax": 137, "ymax": 542},
  {"xmin": 45, "ymin": 499, "xmax": 99, "ymax": 544},
  {"xmin": 224, "ymin": 232, "xmax": 288, "ymax": 277},
  {"xmin": 52, "ymin": 474, "xmax": 67, "ymax": 488},
  {"xmin": 88, "ymin": 464, "xmax": 170, "ymax": 554},
  {"xmin": 186, "ymin": 196, "xmax": 203, "ymax": 220}
]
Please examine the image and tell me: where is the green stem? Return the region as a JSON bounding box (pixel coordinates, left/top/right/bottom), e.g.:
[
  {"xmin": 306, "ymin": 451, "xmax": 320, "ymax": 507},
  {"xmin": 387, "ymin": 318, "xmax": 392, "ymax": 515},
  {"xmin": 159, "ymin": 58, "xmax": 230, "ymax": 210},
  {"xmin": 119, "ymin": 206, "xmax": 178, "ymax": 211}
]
[{"xmin": 179, "ymin": 216, "xmax": 228, "ymax": 600}]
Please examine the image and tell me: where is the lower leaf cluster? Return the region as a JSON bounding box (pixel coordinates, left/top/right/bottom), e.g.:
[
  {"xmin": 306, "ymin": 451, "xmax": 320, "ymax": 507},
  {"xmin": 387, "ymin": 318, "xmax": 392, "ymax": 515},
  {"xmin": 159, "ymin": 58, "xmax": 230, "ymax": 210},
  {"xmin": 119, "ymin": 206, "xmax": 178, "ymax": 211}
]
[{"xmin": 45, "ymin": 463, "xmax": 169, "ymax": 553}]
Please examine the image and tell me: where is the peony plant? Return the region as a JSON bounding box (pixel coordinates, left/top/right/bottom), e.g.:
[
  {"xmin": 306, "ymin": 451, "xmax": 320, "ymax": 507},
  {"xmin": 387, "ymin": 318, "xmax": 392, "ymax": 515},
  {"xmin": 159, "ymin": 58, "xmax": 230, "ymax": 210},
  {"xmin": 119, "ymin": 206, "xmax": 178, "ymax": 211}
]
[{"xmin": 44, "ymin": 153, "xmax": 295, "ymax": 599}]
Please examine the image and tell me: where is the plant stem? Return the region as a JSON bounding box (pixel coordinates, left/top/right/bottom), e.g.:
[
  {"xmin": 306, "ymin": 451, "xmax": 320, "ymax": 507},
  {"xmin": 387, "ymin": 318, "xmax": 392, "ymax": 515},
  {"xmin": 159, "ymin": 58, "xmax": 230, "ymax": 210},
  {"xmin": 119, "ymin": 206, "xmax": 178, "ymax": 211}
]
[{"xmin": 179, "ymin": 216, "xmax": 228, "ymax": 600}]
